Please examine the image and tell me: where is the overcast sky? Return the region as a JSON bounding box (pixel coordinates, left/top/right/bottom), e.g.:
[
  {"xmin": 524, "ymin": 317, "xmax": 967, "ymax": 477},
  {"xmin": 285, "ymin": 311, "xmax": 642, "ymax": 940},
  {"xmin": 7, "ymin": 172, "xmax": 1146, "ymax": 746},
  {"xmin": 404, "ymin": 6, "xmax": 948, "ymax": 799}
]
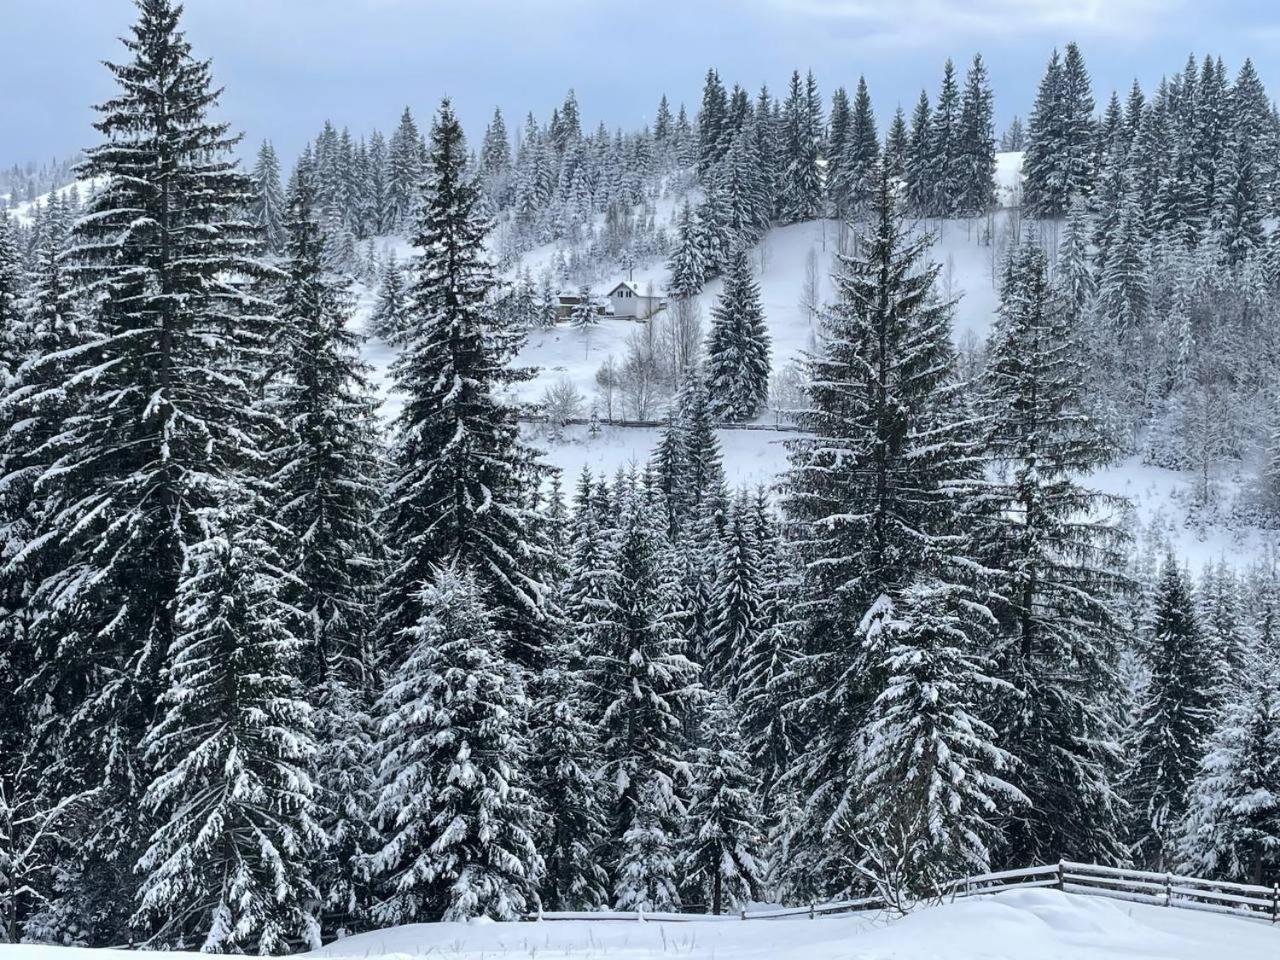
[{"xmin": 6, "ymin": 0, "xmax": 1280, "ymax": 170}]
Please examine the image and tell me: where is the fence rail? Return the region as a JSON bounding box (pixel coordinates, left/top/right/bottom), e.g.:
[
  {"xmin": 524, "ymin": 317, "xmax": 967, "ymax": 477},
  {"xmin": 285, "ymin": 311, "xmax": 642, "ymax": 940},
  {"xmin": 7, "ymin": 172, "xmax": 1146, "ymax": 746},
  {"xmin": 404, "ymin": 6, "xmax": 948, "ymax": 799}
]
[
  {"xmin": 517, "ymin": 413, "xmax": 807, "ymax": 433},
  {"xmin": 525, "ymin": 860, "xmax": 1280, "ymax": 926}
]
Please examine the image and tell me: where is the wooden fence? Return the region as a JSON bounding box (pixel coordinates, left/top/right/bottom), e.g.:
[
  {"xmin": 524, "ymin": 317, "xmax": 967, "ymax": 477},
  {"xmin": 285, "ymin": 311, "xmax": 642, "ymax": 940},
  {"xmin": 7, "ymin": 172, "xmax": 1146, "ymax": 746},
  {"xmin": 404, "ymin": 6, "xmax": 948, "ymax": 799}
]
[{"xmin": 526, "ymin": 860, "xmax": 1280, "ymax": 926}]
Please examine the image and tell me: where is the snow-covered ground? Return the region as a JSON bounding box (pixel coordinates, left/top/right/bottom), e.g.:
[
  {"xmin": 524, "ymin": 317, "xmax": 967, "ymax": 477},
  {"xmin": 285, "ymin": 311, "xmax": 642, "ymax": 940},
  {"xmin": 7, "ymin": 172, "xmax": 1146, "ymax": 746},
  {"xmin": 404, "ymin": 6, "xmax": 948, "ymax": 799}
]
[{"xmin": 3, "ymin": 890, "xmax": 1273, "ymax": 960}]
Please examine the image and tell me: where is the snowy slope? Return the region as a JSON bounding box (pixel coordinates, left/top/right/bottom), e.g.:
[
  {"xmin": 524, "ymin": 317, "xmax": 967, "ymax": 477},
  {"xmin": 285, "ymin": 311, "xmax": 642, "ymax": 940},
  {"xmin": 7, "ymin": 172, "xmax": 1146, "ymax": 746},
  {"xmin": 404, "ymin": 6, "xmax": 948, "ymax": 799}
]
[
  {"xmin": 350, "ymin": 148, "xmax": 1276, "ymax": 576},
  {"xmin": 3, "ymin": 890, "xmax": 1273, "ymax": 960},
  {"xmin": 5, "ymin": 178, "xmax": 106, "ymax": 227}
]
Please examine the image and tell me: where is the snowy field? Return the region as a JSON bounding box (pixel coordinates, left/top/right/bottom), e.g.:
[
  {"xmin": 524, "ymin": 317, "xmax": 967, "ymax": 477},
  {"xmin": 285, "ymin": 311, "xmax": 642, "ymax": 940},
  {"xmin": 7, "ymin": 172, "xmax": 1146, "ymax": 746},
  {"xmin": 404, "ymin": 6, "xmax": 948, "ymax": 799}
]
[{"xmin": 2, "ymin": 891, "xmax": 1274, "ymax": 960}]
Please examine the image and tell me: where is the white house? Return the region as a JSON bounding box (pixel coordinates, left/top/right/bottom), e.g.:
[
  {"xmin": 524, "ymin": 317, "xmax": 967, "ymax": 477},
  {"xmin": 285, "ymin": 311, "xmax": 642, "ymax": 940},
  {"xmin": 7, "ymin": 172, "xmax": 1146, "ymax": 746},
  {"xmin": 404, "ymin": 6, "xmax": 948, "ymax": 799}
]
[{"xmin": 607, "ymin": 280, "xmax": 664, "ymax": 320}]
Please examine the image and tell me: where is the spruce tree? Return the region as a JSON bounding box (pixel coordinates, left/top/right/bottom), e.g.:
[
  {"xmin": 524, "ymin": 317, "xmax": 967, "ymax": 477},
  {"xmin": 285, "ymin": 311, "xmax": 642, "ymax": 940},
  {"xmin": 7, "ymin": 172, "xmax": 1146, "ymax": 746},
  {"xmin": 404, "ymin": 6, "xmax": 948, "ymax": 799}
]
[
  {"xmin": 379, "ymin": 99, "xmax": 549, "ymax": 669},
  {"xmin": 680, "ymin": 693, "xmax": 764, "ymax": 914},
  {"xmin": 1178, "ymin": 681, "xmax": 1280, "ymax": 884},
  {"xmin": 528, "ymin": 630, "xmax": 610, "ymax": 911},
  {"xmin": 905, "ymin": 90, "xmax": 933, "ymax": 215},
  {"xmin": 978, "ymin": 239, "xmax": 1129, "ymax": 867},
  {"xmin": 956, "ymin": 54, "xmax": 996, "ymax": 218},
  {"xmin": 371, "ymin": 566, "xmax": 542, "ymax": 922},
  {"xmin": 780, "ymin": 162, "xmax": 982, "ymax": 895},
  {"xmin": 252, "ymin": 140, "xmax": 287, "ymax": 254},
  {"xmin": 832, "ymin": 76, "xmax": 879, "ymax": 219},
  {"xmin": 855, "ymin": 580, "xmax": 1022, "ymax": 896},
  {"xmin": 667, "ymin": 201, "xmax": 708, "ymax": 299},
  {"xmin": 368, "ymin": 250, "xmax": 409, "ymax": 341},
  {"xmin": 704, "ymin": 247, "xmax": 770, "ymax": 422},
  {"xmin": 779, "ymin": 71, "xmax": 823, "ymax": 224},
  {"xmin": 586, "ymin": 479, "xmax": 700, "ymax": 905},
  {"xmin": 270, "ymin": 174, "xmax": 384, "ymax": 932},
  {"xmin": 23, "ymin": 2, "xmax": 279, "ymax": 940},
  {"xmin": 134, "ymin": 498, "xmax": 324, "ymax": 953},
  {"xmin": 386, "ymin": 107, "xmax": 424, "ymax": 232}
]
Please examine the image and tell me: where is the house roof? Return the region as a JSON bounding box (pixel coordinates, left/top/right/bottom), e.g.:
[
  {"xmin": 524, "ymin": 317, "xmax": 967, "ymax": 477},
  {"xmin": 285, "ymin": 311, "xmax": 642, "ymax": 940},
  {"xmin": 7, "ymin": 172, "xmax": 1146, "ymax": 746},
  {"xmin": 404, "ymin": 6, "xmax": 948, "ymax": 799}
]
[{"xmin": 608, "ymin": 280, "xmax": 663, "ymax": 298}]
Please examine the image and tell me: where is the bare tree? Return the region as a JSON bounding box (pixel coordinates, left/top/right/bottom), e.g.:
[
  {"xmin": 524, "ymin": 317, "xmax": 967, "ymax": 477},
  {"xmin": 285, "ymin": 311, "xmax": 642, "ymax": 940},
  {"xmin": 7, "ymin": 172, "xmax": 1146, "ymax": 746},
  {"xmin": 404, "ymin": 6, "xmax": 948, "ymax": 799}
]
[
  {"xmin": 800, "ymin": 246, "xmax": 820, "ymax": 327},
  {"xmin": 621, "ymin": 325, "xmax": 663, "ymax": 419},
  {"xmin": 595, "ymin": 354, "xmax": 620, "ymax": 423},
  {"xmin": 768, "ymin": 359, "xmax": 810, "ymax": 425},
  {"xmin": 541, "ymin": 377, "xmax": 585, "ymax": 441},
  {"xmin": 661, "ymin": 296, "xmax": 703, "ymax": 391}
]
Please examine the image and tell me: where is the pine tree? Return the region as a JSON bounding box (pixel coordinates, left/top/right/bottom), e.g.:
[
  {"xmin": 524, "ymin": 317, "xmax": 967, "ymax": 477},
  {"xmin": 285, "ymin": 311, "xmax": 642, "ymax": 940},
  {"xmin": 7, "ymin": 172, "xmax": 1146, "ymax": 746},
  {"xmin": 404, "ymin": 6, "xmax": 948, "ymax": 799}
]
[
  {"xmin": 252, "ymin": 140, "xmax": 287, "ymax": 254},
  {"xmin": 1124, "ymin": 558, "xmax": 1218, "ymax": 869},
  {"xmin": 882, "ymin": 106, "xmax": 909, "ymax": 182},
  {"xmin": 680, "ymin": 693, "xmax": 763, "ymax": 914},
  {"xmin": 371, "ymin": 565, "xmax": 542, "ymax": 922},
  {"xmin": 22, "ymin": 2, "xmax": 280, "ymax": 940},
  {"xmin": 825, "ymin": 87, "xmax": 852, "ymax": 208},
  {"xmin": 704, "ymin": 247, "xmax": 770, "ymax": 422},
  {"xmin": 978, "ymin": 238, "xmax": 1129, "ymax": 868},
  {"xmin": 379, "ymin": 99, "xmax": 549, "ymax": 669},
  {"xmin": 134, "ymin": 498, "xmax": 324, "ymax": 953}
]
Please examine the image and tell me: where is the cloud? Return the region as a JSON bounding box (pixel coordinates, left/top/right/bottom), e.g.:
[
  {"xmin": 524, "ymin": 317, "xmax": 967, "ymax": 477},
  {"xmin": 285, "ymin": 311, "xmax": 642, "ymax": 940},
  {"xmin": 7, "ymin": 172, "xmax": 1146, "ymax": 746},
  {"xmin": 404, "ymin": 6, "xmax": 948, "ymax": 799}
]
[{"xmin": 759, "ymin": 0, "xmax": 1186, "ymax": 45}]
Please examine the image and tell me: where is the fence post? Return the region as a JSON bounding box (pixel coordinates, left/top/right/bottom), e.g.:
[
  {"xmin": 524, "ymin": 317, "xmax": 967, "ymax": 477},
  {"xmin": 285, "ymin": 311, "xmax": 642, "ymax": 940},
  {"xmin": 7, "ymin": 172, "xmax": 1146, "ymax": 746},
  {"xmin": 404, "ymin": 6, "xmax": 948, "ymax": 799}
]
[
  {"xmin": 740, "ymin": 908, "xmax": 746, "ymax": 921},
  {"xmin": 809, "ymin": 902, "xmax": 816, "ymax": 920},
  {"xmin": 1056, "ymin": 860, "xmax": 1065, "ymax": 892},
  {"xmin": 1271, "ymin": 883, "xmax": 1278, "ymax": 923},
  {"xmin": 1164, "ymin": 873, "xmax": 1172, "ymax": 908}
]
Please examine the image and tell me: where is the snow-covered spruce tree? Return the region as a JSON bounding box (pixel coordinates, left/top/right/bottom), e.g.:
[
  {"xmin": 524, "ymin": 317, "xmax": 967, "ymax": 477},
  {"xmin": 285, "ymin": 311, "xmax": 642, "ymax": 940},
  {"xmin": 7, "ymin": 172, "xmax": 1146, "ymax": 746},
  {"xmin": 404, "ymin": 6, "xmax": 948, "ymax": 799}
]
[
  {"xmin": 1124, "ymin": 557, "xmax": 1218, "ymax": 870},
  {"xmin": 831, "ymin": 76, "xmax": 879, "ymax": 220},
  {"xmin": 371, "ymin": 565, "xmax": 542, "ymax": 923},
  {"xmin": 735, "ymin": 492, "xmax": 798, "ymax": 809},
  {"xmin": 926, "ymin": 59, "xmax": 961, "ymax": 219},
  {"xmin": 956, "ymin": 54, "xmax": 996, "ymax": 218},
  {"xmin": 680, "ymin": 692, "xmax": 764, "ymax": 915},
  {"xmin": 570, "ymin": 283, "xmax": 598, "ymax": 332},
  {"xmin": 904, "ymin": 90, "xmax": 933, "ymax": 216},
  {"xmin": 1022, "ymin": 43, "xmax": 1095, "ymax": 219},
  {"xmin": 252, "ymin": 140, "xmax": 287, "ymax": 255},
  {"xmin": 269, "ymin": 173, "xmax": 385, "ymax": 933},
  {"xmin": 385, "ymin": 107, "xmax": 424, "ymax": 233},
  {"xmin": 134, "ymin": 497, "xmax": 324, "ymax": 953},
  {"xmin": 378, "ymin": 99, "xmax": 549, "ymax": 669},
  {"xmin": 615, "ymin": 782, "xmax": 681, "ymax": 913},
  {"xmin": 1177, "ymin": 678, "xmax": 1280, "ymax": 885},
  {"xmin": 667, "ymin": 201, "xmax": 708, "ymax": 299},
  {"xmin": 528, "ymin": 629, "xmax": 610, "ymax": 911},
  {"xmin": 705, "ymin": 495, "xmax": 762, "ymax": 693},
  {"xmin": 977, "ymin": 239, "xmax": 1129, "ymax": 868},
  {"xmin": 651, "ymin": 370, "xmax": 727, "ymax": 538},
  {"xmin": 855, "ymin": 580, "xmax": 1022, "ymax": 899},
  {"xmin": 586, "ymin": 479, "xmax": 700, "ymax": 907},
  {"xmin": 20, "ymin": 1, "xmax": 279, "ymax": 941},
  {"xmin": 368, "ymin": 250, "xmax": 409, "ymax": 341},
  {"xmin": 778, "ymin": 70, "xmax": 823, "ymax": 224},
  {"xmin": 704, "ymin": 246, "xmax": 771, "ymax": 422},
  {"xmin": 779, "ymin": 161, "xmax": 984, "ymax": 897}
]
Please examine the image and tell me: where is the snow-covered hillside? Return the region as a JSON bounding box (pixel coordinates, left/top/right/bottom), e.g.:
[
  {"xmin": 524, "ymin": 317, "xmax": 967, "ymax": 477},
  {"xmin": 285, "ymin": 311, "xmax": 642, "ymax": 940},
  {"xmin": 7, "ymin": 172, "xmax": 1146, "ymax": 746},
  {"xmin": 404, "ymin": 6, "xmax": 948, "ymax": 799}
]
[{"xmin": 4, "ymin": 891, "xmax": 1274, "ymax": 960}]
